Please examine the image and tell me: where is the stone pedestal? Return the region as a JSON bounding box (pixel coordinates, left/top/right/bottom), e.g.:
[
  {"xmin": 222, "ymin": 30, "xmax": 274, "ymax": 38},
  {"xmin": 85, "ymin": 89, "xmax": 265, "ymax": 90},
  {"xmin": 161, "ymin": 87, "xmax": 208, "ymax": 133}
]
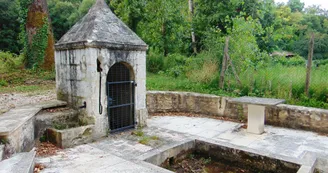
[
  {"xmin": 229, "ymin": 96, "xmax": 285, "ymax": 135},
  {"xmin": 247, "ymin": 104, "xmax": 265, "ymax": 134}
]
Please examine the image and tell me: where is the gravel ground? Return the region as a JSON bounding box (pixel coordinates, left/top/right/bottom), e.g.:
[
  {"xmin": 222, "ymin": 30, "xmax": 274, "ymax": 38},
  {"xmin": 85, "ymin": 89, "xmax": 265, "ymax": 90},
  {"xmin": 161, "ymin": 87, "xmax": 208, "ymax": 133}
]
[{"xmin": 0, "ymin": 89, "xmax": 56, "ymax": 115}]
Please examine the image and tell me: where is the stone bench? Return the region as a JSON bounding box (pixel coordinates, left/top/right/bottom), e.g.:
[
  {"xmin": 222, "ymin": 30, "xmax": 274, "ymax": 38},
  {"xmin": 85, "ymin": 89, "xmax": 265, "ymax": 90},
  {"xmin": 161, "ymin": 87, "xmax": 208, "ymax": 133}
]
[
  {"xmin": 0, "ymin": 100, "xmax": 66, "ymax": 154},
  {"xmin": 229, "ymin": 97, "xmax": 285, "ymax": 134}
]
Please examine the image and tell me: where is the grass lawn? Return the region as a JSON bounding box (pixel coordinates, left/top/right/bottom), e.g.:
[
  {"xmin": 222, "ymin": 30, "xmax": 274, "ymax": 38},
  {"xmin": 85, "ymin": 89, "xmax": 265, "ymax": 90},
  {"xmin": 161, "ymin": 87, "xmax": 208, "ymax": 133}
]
[{"xmin": 0, "ymin": 70, "xmax": 56, "ymax": 93}]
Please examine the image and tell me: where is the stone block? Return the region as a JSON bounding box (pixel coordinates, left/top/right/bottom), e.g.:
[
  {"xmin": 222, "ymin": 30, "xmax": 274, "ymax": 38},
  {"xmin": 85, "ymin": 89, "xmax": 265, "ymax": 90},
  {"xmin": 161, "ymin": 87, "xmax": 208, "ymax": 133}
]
[
  {"xmin": 137, "ymin": 108, "xmax": 148, "ymax": 127},
  {"xmin": 47, "ymin": 125, "xmax": 95, "ymax": 148},
  {"xmin": 247, "ymin": 105, "xmax": 265, "ymax": 134},
  {"xmin": 34, "ymin": 109, "xmax": 78, "ymax": 139}
]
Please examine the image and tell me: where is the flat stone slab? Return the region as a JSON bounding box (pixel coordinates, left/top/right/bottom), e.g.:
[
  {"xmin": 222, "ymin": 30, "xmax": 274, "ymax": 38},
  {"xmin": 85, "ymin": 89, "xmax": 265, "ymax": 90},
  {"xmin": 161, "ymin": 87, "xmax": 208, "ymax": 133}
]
[
  {"xmin": 33, "ymin": 100, "xmax": 67, "ymax": 109},
  {"xmin": 0, "ymin": 149, "xmax": 36, "ymax": 173},
  {"xmin": 229, "ymin": 96, "xmax": 285, "ymax": 106},
  {"xmin": 0, "ymin": 100, "xmax": 67, "ymax": 136}
]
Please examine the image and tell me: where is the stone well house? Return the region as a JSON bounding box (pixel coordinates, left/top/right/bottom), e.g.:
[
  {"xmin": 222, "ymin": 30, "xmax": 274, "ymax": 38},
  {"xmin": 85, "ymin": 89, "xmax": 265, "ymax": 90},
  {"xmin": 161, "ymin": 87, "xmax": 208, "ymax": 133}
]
[{"xmin": 54, "ymin": 0, "xmax": 148, "ymax": 138}]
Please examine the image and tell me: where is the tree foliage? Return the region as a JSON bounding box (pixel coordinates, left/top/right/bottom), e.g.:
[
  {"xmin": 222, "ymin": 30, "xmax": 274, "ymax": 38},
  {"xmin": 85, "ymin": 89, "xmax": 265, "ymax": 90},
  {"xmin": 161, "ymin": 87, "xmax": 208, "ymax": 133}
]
[
  {"xmin": 1, "ymin": 0, "xmax": 328, "ymax": 65},
  {"xmin": 0, "ymin": 0, "xmax": 21, "ymax": 54}
]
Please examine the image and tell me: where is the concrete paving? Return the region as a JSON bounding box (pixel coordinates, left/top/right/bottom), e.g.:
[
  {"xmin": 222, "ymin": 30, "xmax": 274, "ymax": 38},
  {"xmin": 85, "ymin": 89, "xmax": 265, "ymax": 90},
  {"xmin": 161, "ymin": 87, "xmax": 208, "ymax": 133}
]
[
  {"xmin": 36, "ymin": 116, "xmax": 328, "ymax": 173},
  {"xmin": 149, "ymin": 116, "xmax": 328, "ymax": 158}
]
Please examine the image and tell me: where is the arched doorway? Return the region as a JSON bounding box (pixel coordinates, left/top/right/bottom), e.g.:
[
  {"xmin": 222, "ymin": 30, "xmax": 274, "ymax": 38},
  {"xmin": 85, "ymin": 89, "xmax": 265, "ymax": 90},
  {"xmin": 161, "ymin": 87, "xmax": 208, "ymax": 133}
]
[{"xmin": 107, "ymin": 63, "xmax": 135, "ymax": 132}]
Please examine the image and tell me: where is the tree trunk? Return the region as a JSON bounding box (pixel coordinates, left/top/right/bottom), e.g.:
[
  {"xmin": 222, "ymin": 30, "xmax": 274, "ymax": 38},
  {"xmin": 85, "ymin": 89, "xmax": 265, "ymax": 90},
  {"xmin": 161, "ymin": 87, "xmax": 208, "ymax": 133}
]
[
  {"xmin": 188, "ymin": 0, "xmax": 197, "ymax": 54},
  {"xmin": 219, "ymin": 37, "xmax": 229, "ymax": 89},
  {"xmin": 161, "ymin": 21, "xmax": 168, "ymax": 56},
  {"xmin": 26, "ymin": 0, "xmax": 54, "ymax": 70},
  {"xmin": 305, "ymin": 33, "xmax": 315, "ymax": 97}
]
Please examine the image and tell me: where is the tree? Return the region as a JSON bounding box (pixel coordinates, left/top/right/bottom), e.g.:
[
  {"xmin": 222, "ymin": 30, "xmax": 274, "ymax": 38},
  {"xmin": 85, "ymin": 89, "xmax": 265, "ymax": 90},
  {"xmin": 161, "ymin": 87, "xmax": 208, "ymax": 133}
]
[
  {"xmin": 271, "ymin": 5, "xmax": 302, "ymax": 50},
  {"xmin": 287, "ymin": 0, "xmax": 305, "ymax": 12},
  {"xmin": 0, "ymin": 0, "xmax": 21, "ymax": 54},
  {"xmin": 257, "ymin": 0, "xmax": 276, "ymax": 52},
  {"xmin": 188, "ymin": 0, "xmax": 197, "ymax": 54},
  {"xmin": 67, "ymin": 0, "xmax": 96, "ymax": 27},
  {"xmin": 48, "ymin": 0, "xmax": 78, "ymax": 40},
  {"xmin": 110, "ymin": 0, "xmax": 146, "ymax": 33},
  {"xmin": 138, "ymin": 0, "xmax": 189, "ymax": 56},
  {"xmin": 20, "ymin": 0, "xmax": 55, "ymax": 69},
  {"xmin": 193, "ymin": 0, "xmax": 262, "ymax": 51},
  {"xmin": 227, "ymin": 16, "xmax": 267, "ymax": 71}
]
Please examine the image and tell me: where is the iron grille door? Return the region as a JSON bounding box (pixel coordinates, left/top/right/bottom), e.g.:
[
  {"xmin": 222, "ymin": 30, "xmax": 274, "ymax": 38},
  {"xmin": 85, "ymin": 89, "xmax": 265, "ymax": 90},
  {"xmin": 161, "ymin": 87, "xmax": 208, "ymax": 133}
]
[{"xmin": 107, "ymin": 63, "xmax": 135, "ymax": 133}]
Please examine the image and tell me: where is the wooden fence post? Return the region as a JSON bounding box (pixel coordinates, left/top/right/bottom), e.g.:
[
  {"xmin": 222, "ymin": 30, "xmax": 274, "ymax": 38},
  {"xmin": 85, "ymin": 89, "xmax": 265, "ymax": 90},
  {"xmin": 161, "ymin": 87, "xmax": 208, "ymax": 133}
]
[
  {"xmin": 305, "ymin": 33, "xmax": 315, "ymax": 97},
  {"xmin": 219, "ymin": 37, "xmax": 229, "ymax": 89}
]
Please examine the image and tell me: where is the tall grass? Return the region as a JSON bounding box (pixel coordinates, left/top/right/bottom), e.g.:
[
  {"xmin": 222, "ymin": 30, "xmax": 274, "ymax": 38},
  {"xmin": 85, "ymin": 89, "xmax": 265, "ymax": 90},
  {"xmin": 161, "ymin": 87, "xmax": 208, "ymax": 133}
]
[
  {"xmin": 147, "ymin": 63, "xmax": 328, "ymax": 109},
  {"xmin": 226, "ymin": 65, "xmax": 328, "ymax": 102}
]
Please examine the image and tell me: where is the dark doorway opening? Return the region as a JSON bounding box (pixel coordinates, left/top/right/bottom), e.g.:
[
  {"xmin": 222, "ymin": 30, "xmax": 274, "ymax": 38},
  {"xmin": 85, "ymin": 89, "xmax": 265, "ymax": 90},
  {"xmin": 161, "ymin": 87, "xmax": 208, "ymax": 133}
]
[{"xmin": 107, "ymin": 63, "xmax": 135, "ymax": 133}]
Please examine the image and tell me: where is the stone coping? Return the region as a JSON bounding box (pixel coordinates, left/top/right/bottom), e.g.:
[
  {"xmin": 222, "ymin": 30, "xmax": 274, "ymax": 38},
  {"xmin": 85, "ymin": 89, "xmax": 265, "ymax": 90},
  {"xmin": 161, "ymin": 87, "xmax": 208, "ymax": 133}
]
[
  {"xmin": 147, "ymin": 90, "xmax": 221, "ymax": 98},
  {"xmin": 138, "ymin": 138, "xmax": 317, "ymax": 173},
  {"xmin": 0, "ymin": 148, "xmax": 36, "ymax": 173},
  {"xmin": 229, "ymin": 96, "xmax": 286, "ymax": 106},
  {"xmin": 0, "ymin": 100, "xmax": 67, "ymax": 136}
]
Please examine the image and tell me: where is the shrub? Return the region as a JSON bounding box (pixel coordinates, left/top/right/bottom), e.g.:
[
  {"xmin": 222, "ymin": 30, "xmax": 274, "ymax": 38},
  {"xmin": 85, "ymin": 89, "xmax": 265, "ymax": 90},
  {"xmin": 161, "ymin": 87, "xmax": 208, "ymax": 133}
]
[
  {"xmin": 0, "ymin": 79, "xmax": 8, "ymax": 87},
  {"xmin": 184, "ymin": 51, "xmax": 219, "ymax": 83},
  {"xmin": 186, "ymin": 59, "xmax": 218, "ymax": 83},
  {"xmin": 313, "ymin": 59, "xmax": 328, "ymax": 67},
  {"xmin": 146, "ymin": 48, "xmax": 164, "ymax": 73},
  {"xmin": 163, "ymin": 53, "xmax": 187, "ymax": 70},
  {"xmin": 0, "ymin": 51, "xmax": 23, "ymax": 73},
  {"xmin": 272, "ymin": 55, "xmax": 305, "ymax": 66}
]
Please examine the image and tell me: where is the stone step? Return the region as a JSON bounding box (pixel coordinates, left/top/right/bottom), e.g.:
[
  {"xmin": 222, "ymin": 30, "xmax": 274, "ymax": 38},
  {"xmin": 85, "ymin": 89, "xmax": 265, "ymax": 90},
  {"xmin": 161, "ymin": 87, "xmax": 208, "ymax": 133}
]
[
  {"xmin": 0, "ymin": 149, "xmax": 36, "ymax": 173},
  {"xmin": 0, "ymin": 100, "xmax": 67, "ymax": 155},
  {"xmin": 35, "ymin": 108, "xmax": 78, "ymax": 139}
]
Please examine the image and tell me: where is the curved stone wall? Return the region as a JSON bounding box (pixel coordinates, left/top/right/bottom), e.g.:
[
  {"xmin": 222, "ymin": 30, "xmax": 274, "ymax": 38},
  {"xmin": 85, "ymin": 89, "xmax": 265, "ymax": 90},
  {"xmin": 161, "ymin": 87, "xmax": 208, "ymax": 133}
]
[{"xmin": 147, "ymin": 91, "xmax": 328, "ymax": 134}]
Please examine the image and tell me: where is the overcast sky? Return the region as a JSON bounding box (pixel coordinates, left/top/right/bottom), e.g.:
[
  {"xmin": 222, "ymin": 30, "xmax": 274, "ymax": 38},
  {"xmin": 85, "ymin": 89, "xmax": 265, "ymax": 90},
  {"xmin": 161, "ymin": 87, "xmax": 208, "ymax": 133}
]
[{"xmin": 275, "ymin": 0, "xmax": 328, "ymax": 10}]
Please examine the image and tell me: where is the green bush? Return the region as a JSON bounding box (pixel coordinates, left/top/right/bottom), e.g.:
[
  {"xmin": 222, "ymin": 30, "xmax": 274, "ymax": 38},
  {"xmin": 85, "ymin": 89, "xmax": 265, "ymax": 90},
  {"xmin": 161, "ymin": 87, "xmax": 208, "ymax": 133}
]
[
  {"xmin": 313, "ymin": 59, "xmax": 328, "ymax": 67},
  {"xmin": 0, "ymin": 51, "xmax": 23, "ymax": 73},
  {"xmin": 161, "ymin": 54, "xmax": 188, "ymax": 78},
  {"xmin": 163, "ymin": 53, "xmax": 187, "ymax": 70},
  {"xmin": 272, "ymin": 55, "xmax": 305, "ymax": 66},
  {"xmin": 0, "ymin": 79, "xmax": 8, "ymax": 87},
  {"xmin": 146, "ymin": 48, "xmax": 164, "ymax": 73}
]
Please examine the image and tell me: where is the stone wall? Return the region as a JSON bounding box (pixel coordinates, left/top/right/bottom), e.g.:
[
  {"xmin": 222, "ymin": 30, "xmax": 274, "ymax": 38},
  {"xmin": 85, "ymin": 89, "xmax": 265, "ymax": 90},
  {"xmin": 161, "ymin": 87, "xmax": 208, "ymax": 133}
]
[{"xmin": 147, "ymin": 91, "xmax": 328, "ymax": 134}]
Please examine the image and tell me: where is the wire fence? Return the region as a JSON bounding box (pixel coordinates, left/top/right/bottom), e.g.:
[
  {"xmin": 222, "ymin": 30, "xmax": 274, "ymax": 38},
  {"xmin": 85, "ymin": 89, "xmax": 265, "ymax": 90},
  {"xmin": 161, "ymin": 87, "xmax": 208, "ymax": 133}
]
[{"xmin": 223, "ymin": 63, "xmax": 328, "ymax": 107}]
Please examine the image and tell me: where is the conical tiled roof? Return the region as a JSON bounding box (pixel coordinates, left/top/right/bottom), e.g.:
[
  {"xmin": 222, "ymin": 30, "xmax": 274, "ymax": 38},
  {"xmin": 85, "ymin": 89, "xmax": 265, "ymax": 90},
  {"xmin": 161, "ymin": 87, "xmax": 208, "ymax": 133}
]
[{"xmin": 55, "ymin": 0, "xmax": 147, "ymax": 50}]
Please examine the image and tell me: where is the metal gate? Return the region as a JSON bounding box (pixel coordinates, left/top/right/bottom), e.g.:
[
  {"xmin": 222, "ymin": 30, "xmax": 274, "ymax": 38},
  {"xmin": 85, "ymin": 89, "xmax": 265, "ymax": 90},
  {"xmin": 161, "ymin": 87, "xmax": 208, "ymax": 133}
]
[{"xmin": 107, "ymin": 63, "xmax": 135, "ymax": 133}]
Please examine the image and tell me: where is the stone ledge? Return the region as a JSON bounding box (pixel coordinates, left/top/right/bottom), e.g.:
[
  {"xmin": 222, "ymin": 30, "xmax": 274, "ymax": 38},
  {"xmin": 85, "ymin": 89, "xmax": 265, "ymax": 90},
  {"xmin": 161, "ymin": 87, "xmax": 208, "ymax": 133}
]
[
  {"xmin": 0, "ymin": 149, "xmax": 36, "ymax": 173},
  {"xmin": 0, "ymin": 100, "xmax": 67, "ymax": 136}
]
